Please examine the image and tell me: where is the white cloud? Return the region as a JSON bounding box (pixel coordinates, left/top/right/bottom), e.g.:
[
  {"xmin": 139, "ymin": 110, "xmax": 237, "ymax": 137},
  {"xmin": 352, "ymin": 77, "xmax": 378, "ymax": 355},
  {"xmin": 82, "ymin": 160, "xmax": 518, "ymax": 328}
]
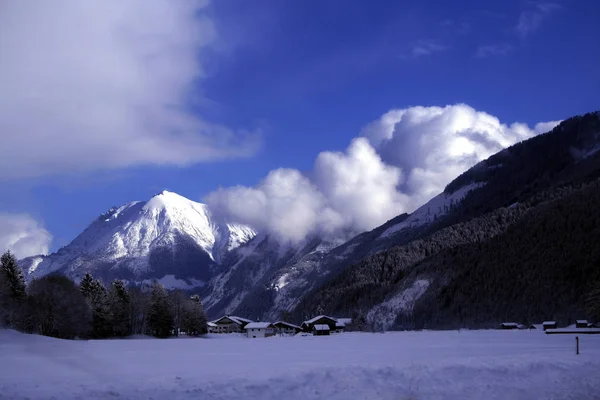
[
  {"xmin": 0, "ymin": 213, "xmax": 52, "ymax": 259},
  {"xmin": 206, "ymin": 104, "xmax": 561, "ymax": 243},
  {"xmin": 0, "ymin": 0, "xmax": 259, "ymax": 180},
  {"xmin": 475, "ymin": 43, "xmax": 513, "ymax": 58},
  {"xmin": 206, "ymin": 169, "xmax": 330, "ymax": 243},
  {"xmin": 410, "ymin": 40, "xmax": 447, "ymax": 58},
  {"xmin": 516, "ymin": 2, "xmax": 560, "ymax": 37}
]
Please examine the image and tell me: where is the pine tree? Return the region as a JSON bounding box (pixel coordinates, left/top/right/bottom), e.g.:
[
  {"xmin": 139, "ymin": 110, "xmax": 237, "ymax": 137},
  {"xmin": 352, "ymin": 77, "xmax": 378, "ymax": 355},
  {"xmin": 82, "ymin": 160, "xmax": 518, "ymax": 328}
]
[
  {"xmin": 0, "ymin": 251, "xmax": 26, "ymax": 300},
  {"xmin": 0, "ymin": 250, "xmax": 27, "ymax": 327},
  {"xmin": 79, "ymin": 273, "xmax": 94, "ymax": 298},
  {"xmin": 109, "ymin": 279, "xmax": 131, "ymax": 337},
  {"xmin": 147, "ymin": 282, "xmax": 173, "ymax": 338},
  {"xmin": 79, "ymin": 274, "xmax": 113, "ymax": 338},
  {"xmin": 181, "ymin": 294, "xmax": 207, "ymax": 336}
]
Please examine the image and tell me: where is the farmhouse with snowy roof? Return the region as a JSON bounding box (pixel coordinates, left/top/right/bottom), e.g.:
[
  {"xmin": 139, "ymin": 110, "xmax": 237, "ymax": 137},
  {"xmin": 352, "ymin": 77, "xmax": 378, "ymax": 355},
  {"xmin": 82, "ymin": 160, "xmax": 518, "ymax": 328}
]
[
  {"xmin": 335, "ymin": 317, "xmax": 352, "ymax": 333},
  {"xmin": 209, "ymin": 315, "xmax": 253, "ymax": 333},
  {"xmin": 498, "ymin": 322, "xmax": 520, "ymax": 330},
  {"xmin": 313, "ymin": 324, "xmax": 330, "ymax": 336},
  {"xmin": 245, "ymin": 322, "xmax": 275, "ymax": 338},
  {"xmin": 273, "ymin": 321, "xmax": 302, "ymax": 336},
  {"xmin": 542, "ymin": 321, "xmax": 557, "ymax": 331},
  {"xmin": 301, "ymin": 315, "xmax": 338, "ymax": 333},
  {"xmin": 576, "ymin": 320, "xmax": 588, "ymax": 328}
]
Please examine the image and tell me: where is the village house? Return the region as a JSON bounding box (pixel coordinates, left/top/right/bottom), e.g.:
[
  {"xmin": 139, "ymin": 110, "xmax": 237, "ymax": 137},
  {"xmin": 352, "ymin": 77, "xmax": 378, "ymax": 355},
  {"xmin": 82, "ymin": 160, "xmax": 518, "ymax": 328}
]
[
  {"xmin": 542, "ymin": 321, "xmax": 557, "ymax": 331},
  {"xmin": 207, "ymin": 321, "xmax": 218, "ymax": 333},
  {"xmin": 209, "ymin": 315, "xmax": 253, "ymax": 333},
  {"xmin": 497, "ymin": 322, "xmax": 527, "ymax": 330},
  {"xmin": 313, "ymin": 324, "xmax": 330, "ymax": 336},
  {"xmin": 334, "ymin": 317, "xmax": 352, "ymax": 333},
  {"xmin": 244, "ymin": 322, "xmax": 275, "ymax": 338},
  {"xmin": 273, "ymin": 321, "xmax": 302, "ymax": 336},
  {"xmin": 301, "ymin": 315, "xmax": 338, "ymax": 333},
  {"xmin": 576, "ymin": 320, "xmax": 589, "ymax": 328}
]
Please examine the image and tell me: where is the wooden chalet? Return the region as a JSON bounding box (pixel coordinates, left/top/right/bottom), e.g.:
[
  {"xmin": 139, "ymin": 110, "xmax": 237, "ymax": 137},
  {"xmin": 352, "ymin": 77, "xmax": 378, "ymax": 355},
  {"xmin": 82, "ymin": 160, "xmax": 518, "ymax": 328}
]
[
  {"xmin": 301, "ymin": 315, "xmax": 338, "ymax": 333},
  {"xmin": 576, "ymin": 320, "xmax": 589, "ymax": 328},
  {"xmin": 273, "ymin": 321, "xmax": 302, "ymax": 336},
  {"xmin": 334, "ymin": 317, "xmax": 352, "ymax": 333},
  {"xmin": 498, "ymin": 322, "xmax": 519, "ymax": 330},
  {"xmin": 209, "ymin": 315, "xmax": 253, "ymax": 333},
  {"xmin": 313, "ymin": 324, "xmax": 330, "ymax": 336},
  {"xmin": 542, "ymin": 321, "xmax": 557, "ymax": 331}
]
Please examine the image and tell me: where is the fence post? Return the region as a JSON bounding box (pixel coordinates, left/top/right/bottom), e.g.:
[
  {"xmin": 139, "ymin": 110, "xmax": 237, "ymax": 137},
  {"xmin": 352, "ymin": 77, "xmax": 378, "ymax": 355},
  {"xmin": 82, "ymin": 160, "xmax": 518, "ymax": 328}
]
[{"xmin": 576, "ymin": 336, "xmax": 579, "ymax": 355}]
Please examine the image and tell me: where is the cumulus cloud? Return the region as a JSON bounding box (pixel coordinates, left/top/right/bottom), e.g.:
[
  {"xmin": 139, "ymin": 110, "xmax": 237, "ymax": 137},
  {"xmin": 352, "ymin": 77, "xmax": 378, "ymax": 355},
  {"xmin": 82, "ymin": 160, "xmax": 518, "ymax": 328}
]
[
  {"xmin": 0, "ymin": 0, "xmax": 259, "ymax": 180},
  {"xmin": 516, "ymin": 2, "xmax": 561, "ymax": 37},
  {"xmin": 0, "ymin": 213, "xmax": 52, "ymax": 259},
  {"xmin": 206, "ymin": 104, "xmax": 561, "ymax": 243}
]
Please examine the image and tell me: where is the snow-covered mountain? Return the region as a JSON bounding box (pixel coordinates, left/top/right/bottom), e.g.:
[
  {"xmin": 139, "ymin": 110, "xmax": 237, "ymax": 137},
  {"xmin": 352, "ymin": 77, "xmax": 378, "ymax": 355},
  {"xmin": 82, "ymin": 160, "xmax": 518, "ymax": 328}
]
[
  {"xmin": 203, "ymin": 180, "xmax": 483, "ymax": 320},
  {"xmin": 20, "ymin": 191, "xmax": 256, "ymax": 286}
]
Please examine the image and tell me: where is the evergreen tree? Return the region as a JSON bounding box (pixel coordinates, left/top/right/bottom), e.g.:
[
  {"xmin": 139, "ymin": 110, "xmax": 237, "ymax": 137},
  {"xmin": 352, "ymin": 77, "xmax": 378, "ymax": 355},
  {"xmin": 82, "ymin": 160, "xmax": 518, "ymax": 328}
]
[
  {"xmin": 147, "ymin": 282, "xmax": 173, "ymax": 338},
  {"xmin": 109, "ymin": 279, "xmax": 131, "ymax": 337},
  {"xmin": 0, "ymin": 250, "xmax": 27, "ymax": 327},
  {"xmin": 181, "ymin": 294, "xmax": 207, "ymax": 336},
  {"xmin": 79, "ymin": 273, "xmax": 95, "ymax": 298},
  {"xmin": 79, "ymin": 275, "xmax": 113, "ymax": 338}
]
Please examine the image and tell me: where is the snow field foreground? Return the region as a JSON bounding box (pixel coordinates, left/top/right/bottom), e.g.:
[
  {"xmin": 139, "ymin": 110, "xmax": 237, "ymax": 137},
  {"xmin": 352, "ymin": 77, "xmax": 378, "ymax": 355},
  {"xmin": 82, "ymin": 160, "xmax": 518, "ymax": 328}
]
[{"xmin": 1, "ymin": 330, "xmax": 599, "ymax": 400}]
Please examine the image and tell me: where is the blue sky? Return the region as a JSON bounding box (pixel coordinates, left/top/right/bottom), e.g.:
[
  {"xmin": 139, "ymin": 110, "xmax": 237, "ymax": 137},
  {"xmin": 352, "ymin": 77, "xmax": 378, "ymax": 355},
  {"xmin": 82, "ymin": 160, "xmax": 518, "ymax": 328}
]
[{"xmin": 0, "ymin": 0, "xmax": 599, "ymax": 255}]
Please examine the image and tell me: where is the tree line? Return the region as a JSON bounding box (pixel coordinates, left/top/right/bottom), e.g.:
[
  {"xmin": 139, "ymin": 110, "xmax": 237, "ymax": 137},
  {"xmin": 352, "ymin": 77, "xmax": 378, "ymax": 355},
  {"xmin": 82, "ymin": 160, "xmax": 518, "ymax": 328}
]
[{"xmin": 0, "ymin": 253, "xmax": 207, "ymax": 339}]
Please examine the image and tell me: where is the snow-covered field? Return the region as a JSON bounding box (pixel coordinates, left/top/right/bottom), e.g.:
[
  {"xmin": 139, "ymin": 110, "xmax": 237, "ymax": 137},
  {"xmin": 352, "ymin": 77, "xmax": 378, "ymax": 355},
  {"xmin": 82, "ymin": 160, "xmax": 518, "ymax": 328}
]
[{"xmin": 1, "ymin": 329, "xmax": 599, "ymax": 400}]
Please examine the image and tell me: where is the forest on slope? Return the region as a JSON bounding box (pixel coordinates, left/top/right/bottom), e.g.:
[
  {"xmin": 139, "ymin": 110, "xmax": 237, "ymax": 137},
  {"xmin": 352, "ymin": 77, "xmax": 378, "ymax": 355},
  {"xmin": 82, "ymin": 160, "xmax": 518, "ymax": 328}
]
[{"xmin": 292, "ymin": 111, "xmax": 600, "ymax": 328}]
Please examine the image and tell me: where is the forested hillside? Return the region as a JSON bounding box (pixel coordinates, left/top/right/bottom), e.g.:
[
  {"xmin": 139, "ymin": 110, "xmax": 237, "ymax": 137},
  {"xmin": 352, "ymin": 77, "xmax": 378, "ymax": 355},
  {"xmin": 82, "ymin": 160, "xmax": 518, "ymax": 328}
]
[{"xmin": 293, "ymin": 111, "xmax": 600, "ymax": 329}]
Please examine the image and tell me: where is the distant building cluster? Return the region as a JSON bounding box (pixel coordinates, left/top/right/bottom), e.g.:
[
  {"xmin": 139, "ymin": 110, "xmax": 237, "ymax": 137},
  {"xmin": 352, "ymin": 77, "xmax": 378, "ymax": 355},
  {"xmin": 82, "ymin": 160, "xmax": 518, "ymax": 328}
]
[
  {"xmin": 497, "ymin": 320, "xmax": 600, "ymax": 334},
  {"xmin": 207, "ymin": 315, "xmax": 352, "ymax": 338}
]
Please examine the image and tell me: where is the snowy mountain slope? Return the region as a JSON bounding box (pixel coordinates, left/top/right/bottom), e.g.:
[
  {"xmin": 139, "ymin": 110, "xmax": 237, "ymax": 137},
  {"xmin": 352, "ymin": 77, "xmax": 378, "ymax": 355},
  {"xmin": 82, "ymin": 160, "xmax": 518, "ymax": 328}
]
[
  {"xmin": 218, "ymin": 180, "xmax": 484, "ymax": 321},
  {"xmin": 20, "ymin": 191, "xmax": 256, "ymax": 286},
  {"xmin": 291, "ymin": 111, "xmax": 600, "ymax": 328},
  {"xmin": 380, "ymin": 182, "xmax": 485, "ymax": 238}
]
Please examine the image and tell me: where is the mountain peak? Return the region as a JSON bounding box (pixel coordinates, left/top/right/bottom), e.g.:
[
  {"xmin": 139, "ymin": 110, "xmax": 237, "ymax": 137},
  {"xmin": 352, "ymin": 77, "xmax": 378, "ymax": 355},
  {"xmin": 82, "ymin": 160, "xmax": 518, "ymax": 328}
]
[{"xmin": 23, "ymin": 190, "xmax": 257, "ymax": 285}]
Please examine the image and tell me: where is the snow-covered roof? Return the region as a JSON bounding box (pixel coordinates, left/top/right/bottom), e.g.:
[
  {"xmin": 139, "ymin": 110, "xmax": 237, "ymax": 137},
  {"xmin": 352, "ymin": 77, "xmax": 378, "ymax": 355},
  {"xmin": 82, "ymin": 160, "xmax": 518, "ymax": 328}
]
[
  {"xmin": 302, "ymin": 315, "xmax": 337, "ymax": 325},
  {"xmin": 500, "ymin": 322, "xmax": 518, "ymax": 327},
  {"xmin": 542, "ymin": 321, "xmax": 556, "ymax": 325},
  {"xmin": 230, "ymin": 316, "xmax": 253, "ymax": 324},
  {"xmin": 273, "ymin": 321, "xmax": 301, "ymax": 330},
  {"xmin": 244, "ymin": 322, "xmax": 273, "ymax": 329},
  {"xmin": 313, "ymin": 324, "xmax": 330, "ymax": 331},
  {"xmin": 213, "ymin": 315, "xmax": 253, "ymax": 325},
  {"xmin": 576, "ymin": 320, "xmax": 588, "ymax": 324},
  {"xmin": 336, "ymin": 318, "xmax": 352, "ymax": 325},
  {"xmin": 207, "ymin": 322, "xmax": 217, "ymax": 327}
]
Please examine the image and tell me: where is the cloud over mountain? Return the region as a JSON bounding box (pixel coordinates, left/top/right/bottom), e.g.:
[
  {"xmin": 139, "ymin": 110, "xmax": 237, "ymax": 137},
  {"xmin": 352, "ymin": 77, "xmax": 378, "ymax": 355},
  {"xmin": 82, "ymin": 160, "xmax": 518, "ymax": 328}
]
[
  {"xmin": 206, "ymin": 104, "xmax": 561, "ymax": 243},
  {"xmin": 0, "ymin": 0, "xmax": 259, "ymax": 180},
  {"xmin": 0, "ymin": 213, "xmax": 52, "ymax": 259}
]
